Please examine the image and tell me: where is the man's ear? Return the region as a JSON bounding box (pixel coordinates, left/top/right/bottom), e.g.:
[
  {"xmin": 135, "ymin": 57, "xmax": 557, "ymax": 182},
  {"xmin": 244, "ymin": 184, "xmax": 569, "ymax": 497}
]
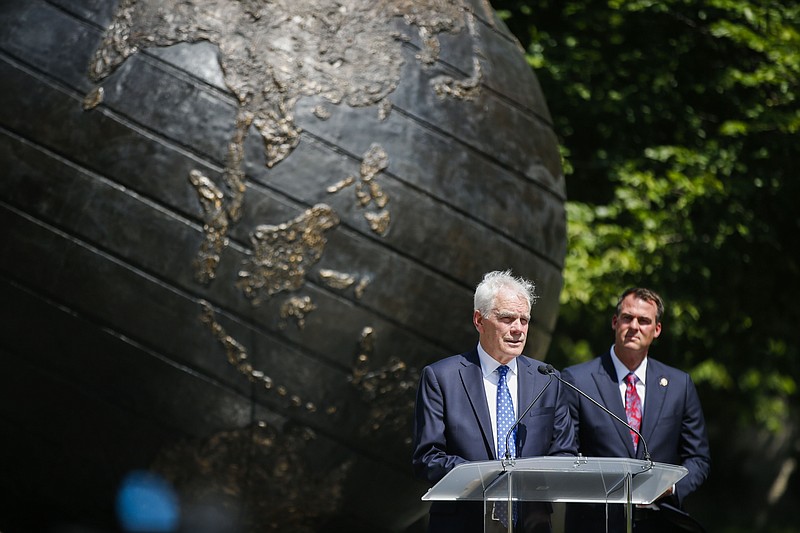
[
  {"xmin": 473, "ymin": 310, "xmax": 483, "ymax": 332},
  {"xmin": 654, "ymin": 322, "xmax": 662, "ymax": 338}
]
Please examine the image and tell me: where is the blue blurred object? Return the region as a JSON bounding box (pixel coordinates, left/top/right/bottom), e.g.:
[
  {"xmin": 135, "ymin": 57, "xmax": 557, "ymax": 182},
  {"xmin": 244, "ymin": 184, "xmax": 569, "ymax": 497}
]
[{"xmin": 116, "ymin": 471, "xmax": 180, "ymax": 532}]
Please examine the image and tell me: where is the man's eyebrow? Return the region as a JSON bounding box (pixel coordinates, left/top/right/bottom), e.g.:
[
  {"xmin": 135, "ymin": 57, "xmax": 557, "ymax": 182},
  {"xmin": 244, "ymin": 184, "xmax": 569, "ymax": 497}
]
[
  {"xmin": 620, "ymin": 312, "xmax": 653, "ymax": 321},
  {"xmin": 495, "ymin": 310, "xmax": 530, "ymax": 320}
]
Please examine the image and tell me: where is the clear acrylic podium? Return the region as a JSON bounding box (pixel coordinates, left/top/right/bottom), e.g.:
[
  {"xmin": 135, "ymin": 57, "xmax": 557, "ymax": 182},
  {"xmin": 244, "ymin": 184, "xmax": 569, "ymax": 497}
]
[{"xmin": 421, "ymin": 456, "xmax": 688, "ymax": 533}]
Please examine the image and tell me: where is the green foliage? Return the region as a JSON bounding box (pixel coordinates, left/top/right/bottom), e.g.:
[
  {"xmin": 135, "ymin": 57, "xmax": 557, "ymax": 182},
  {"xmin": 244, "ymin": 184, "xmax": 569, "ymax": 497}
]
[{"xmin": 492, "ymin": 0, "xmax": 800, "ymax": 529}]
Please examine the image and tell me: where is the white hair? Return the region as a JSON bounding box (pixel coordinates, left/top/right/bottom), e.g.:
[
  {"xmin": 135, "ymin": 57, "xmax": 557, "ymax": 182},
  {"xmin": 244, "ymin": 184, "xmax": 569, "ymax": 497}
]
[{"xmin": 473, "ymin": 270, "xmax": 537, "ymax": 317}]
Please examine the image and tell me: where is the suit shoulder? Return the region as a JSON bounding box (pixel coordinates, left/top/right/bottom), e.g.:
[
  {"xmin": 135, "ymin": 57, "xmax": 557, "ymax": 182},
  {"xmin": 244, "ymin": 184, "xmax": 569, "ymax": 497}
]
[
  {"xmin": 424, "ymin": 351, "xmax": 475, "ymax": 373},
  {"xmin": 562, "ymin": 356, "xmax": 602, "ymax": 376},
  {"xmin": 648, "ymin": 357, "xmax": 691, "ymax": 380},
  {"xmin": 646, "ymin": 358, "xmax": 703, "ymax": 398}
]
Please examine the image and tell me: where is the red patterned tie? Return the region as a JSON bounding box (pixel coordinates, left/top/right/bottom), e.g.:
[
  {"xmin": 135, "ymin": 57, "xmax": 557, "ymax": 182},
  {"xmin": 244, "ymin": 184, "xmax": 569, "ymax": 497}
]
[{"xmin": 625, "ymin": 373, "xmax": 642, "ymax": 450}]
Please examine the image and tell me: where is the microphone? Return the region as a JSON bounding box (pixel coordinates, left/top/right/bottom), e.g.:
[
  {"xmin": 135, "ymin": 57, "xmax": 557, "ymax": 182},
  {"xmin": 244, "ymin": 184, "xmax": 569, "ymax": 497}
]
[
  {"xmin": 540, "ymin": 364, "xmax": 653, "ymax": 465},
  {"xmin": 502, "ymin": 364, "xmax": 554, "ymax": 463}
]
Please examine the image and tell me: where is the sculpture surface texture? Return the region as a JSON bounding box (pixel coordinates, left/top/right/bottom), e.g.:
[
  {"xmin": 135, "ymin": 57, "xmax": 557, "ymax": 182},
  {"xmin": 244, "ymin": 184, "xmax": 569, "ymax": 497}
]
[{"xmin": 0, "ymin": 0, "xmax": 566, "ymax": 531}]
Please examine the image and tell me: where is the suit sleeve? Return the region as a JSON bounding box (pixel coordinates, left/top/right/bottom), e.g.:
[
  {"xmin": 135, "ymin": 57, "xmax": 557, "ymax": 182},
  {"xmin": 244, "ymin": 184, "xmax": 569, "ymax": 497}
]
[
  {"xmin": 674, "ymin": 375, "xmax": 711, "ymax": 506},
  {"xmin": 559, "ymin": 368, "xmax": 581, "ymax": 449},
  {"xmin": 411, "ymin": 365, "xmax": 468, "ymax": 484},
  {"xmin": 548, "ymin": 372, "xmax": 579, "ymax": 456}
]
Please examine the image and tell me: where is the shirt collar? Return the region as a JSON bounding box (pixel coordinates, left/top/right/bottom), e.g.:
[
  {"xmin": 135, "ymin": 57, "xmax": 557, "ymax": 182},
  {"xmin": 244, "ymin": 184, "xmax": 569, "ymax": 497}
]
[
  {"xmin": 610, "ymin": 345, "xmax": 647, "ymax": 385},
  {"xmin": 477, "ymin": 343, "xmax": 518, "ymax": 378}
]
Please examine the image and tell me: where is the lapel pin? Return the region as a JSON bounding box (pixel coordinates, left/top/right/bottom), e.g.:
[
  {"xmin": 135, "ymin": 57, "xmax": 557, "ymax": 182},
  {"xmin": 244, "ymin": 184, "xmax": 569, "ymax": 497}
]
[{"xmin": 660, "ymin": 377, "xmax": 668, "ymax": 387}]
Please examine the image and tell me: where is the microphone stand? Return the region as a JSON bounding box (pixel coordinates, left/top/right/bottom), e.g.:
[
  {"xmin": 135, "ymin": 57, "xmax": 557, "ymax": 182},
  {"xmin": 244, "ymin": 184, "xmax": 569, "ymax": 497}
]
[
  {"xmin": 541, "ymin": 364, "xmax": 653, "ymax": 468},
  {"xmin": 501, "ymin": 366, "xmax": 554, "ymax": 468}
]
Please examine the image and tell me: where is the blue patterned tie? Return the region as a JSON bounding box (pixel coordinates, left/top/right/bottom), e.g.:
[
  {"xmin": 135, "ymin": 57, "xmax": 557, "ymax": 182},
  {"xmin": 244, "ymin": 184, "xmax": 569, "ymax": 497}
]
[
  {"xmin": 496, "ymin": 365, "xmax": 516, "ymax": 459},
  {"xmin": 495, "ymin": 365, "xmax": 517, "ymax": 526}
]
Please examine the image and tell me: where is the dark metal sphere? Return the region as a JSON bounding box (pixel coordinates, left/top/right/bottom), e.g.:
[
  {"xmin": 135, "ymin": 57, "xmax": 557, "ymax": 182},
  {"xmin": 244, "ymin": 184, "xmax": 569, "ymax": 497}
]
[{"xmin": 0, "ymin": 1, "xmax": 566, "ymax": 531}]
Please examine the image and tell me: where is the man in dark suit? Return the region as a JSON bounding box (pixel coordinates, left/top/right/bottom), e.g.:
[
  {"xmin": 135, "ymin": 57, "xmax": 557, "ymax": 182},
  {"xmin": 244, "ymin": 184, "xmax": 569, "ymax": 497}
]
[
  {"xmin": 412, "ymin": 270, "xmax": 576, "ymax": 533},
  {"xmin": 562, "ymin": 288, "xmax": 711, "ymax": 533}
]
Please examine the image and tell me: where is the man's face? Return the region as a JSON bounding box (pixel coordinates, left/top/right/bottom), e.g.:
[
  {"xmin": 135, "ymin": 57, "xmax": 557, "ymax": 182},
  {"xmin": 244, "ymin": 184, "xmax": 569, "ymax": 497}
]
[
  {"xmin": 474, "ymin": 290, "xmax": 530, "ymax": 363},
  {"xmin": 612, "ymin": 294, "xmax": 662, "ymax": 357}
]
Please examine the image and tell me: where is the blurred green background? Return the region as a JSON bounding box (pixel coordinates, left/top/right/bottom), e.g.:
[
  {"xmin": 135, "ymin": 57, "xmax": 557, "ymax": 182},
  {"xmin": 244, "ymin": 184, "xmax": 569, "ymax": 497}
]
[{"xmin": 489, "ymin": 1, "xmax": 799, "ymax": 531}]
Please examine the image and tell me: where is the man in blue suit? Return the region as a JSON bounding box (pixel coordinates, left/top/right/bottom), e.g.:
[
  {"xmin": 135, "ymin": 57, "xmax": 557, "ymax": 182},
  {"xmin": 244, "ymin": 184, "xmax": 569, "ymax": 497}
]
[
  {"xmin": 412, "ymin": 270, "xmax": 576, "ymax": 533},
  {"xmin": 562, "ymin": 288, "xmax": 711, "ymax": 532}
]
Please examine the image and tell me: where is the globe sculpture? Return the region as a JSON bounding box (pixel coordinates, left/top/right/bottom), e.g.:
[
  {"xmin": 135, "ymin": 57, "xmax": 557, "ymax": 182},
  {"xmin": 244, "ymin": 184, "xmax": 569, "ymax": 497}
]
[{"xmin": 0, "ymin": 0, "xmax": 566, "ymax": 531}]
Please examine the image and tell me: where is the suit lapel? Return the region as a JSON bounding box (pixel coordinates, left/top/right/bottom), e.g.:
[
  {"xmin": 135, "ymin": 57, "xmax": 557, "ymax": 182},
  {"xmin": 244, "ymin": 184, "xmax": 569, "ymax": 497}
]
[
  {"xmin": 641, "ymin": 359, "xmax": 668, "ymax": 458},
  {"xmin": 459, "ymin": 350, "xmax": 495, "ymax": 457},
  {"xmin": 516, "ymin": 356, "xmax": 545, "ymax": 455},
  {"xmin": 593, "ymin": 352, "xmax": 637, "ymax": 457}
]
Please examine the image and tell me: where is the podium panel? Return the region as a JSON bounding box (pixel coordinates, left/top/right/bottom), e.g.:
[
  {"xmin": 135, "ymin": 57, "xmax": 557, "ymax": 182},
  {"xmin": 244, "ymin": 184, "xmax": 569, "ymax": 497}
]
[
  {"xmin": 423, "ymin": 456, "xmax": 686, "ymax": 504},
  {"xmin": 422, "ymin": 456, "xmax": 688, "ymax": 533}
]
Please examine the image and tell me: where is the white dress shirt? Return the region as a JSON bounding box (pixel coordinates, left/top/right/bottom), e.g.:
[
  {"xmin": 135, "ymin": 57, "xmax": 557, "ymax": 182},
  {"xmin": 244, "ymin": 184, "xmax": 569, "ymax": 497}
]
[
  {"xmin": 477, "ymin": 343, "xmax": 519, "ymax": 447},
  {"xmin": 610, "ymin": 345, "xmax": 647, "ymax": 411}
]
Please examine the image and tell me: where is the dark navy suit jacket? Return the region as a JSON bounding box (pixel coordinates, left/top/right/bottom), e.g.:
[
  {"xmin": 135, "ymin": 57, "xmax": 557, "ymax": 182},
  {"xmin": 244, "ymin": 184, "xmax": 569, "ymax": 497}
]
[
  {"xmin": 561, "ymin": 351, "xmax": 711, "ymax": 531},
  {"xmin": 412, "ymin": 349, "xmax": 576, "ymax": 533}
]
